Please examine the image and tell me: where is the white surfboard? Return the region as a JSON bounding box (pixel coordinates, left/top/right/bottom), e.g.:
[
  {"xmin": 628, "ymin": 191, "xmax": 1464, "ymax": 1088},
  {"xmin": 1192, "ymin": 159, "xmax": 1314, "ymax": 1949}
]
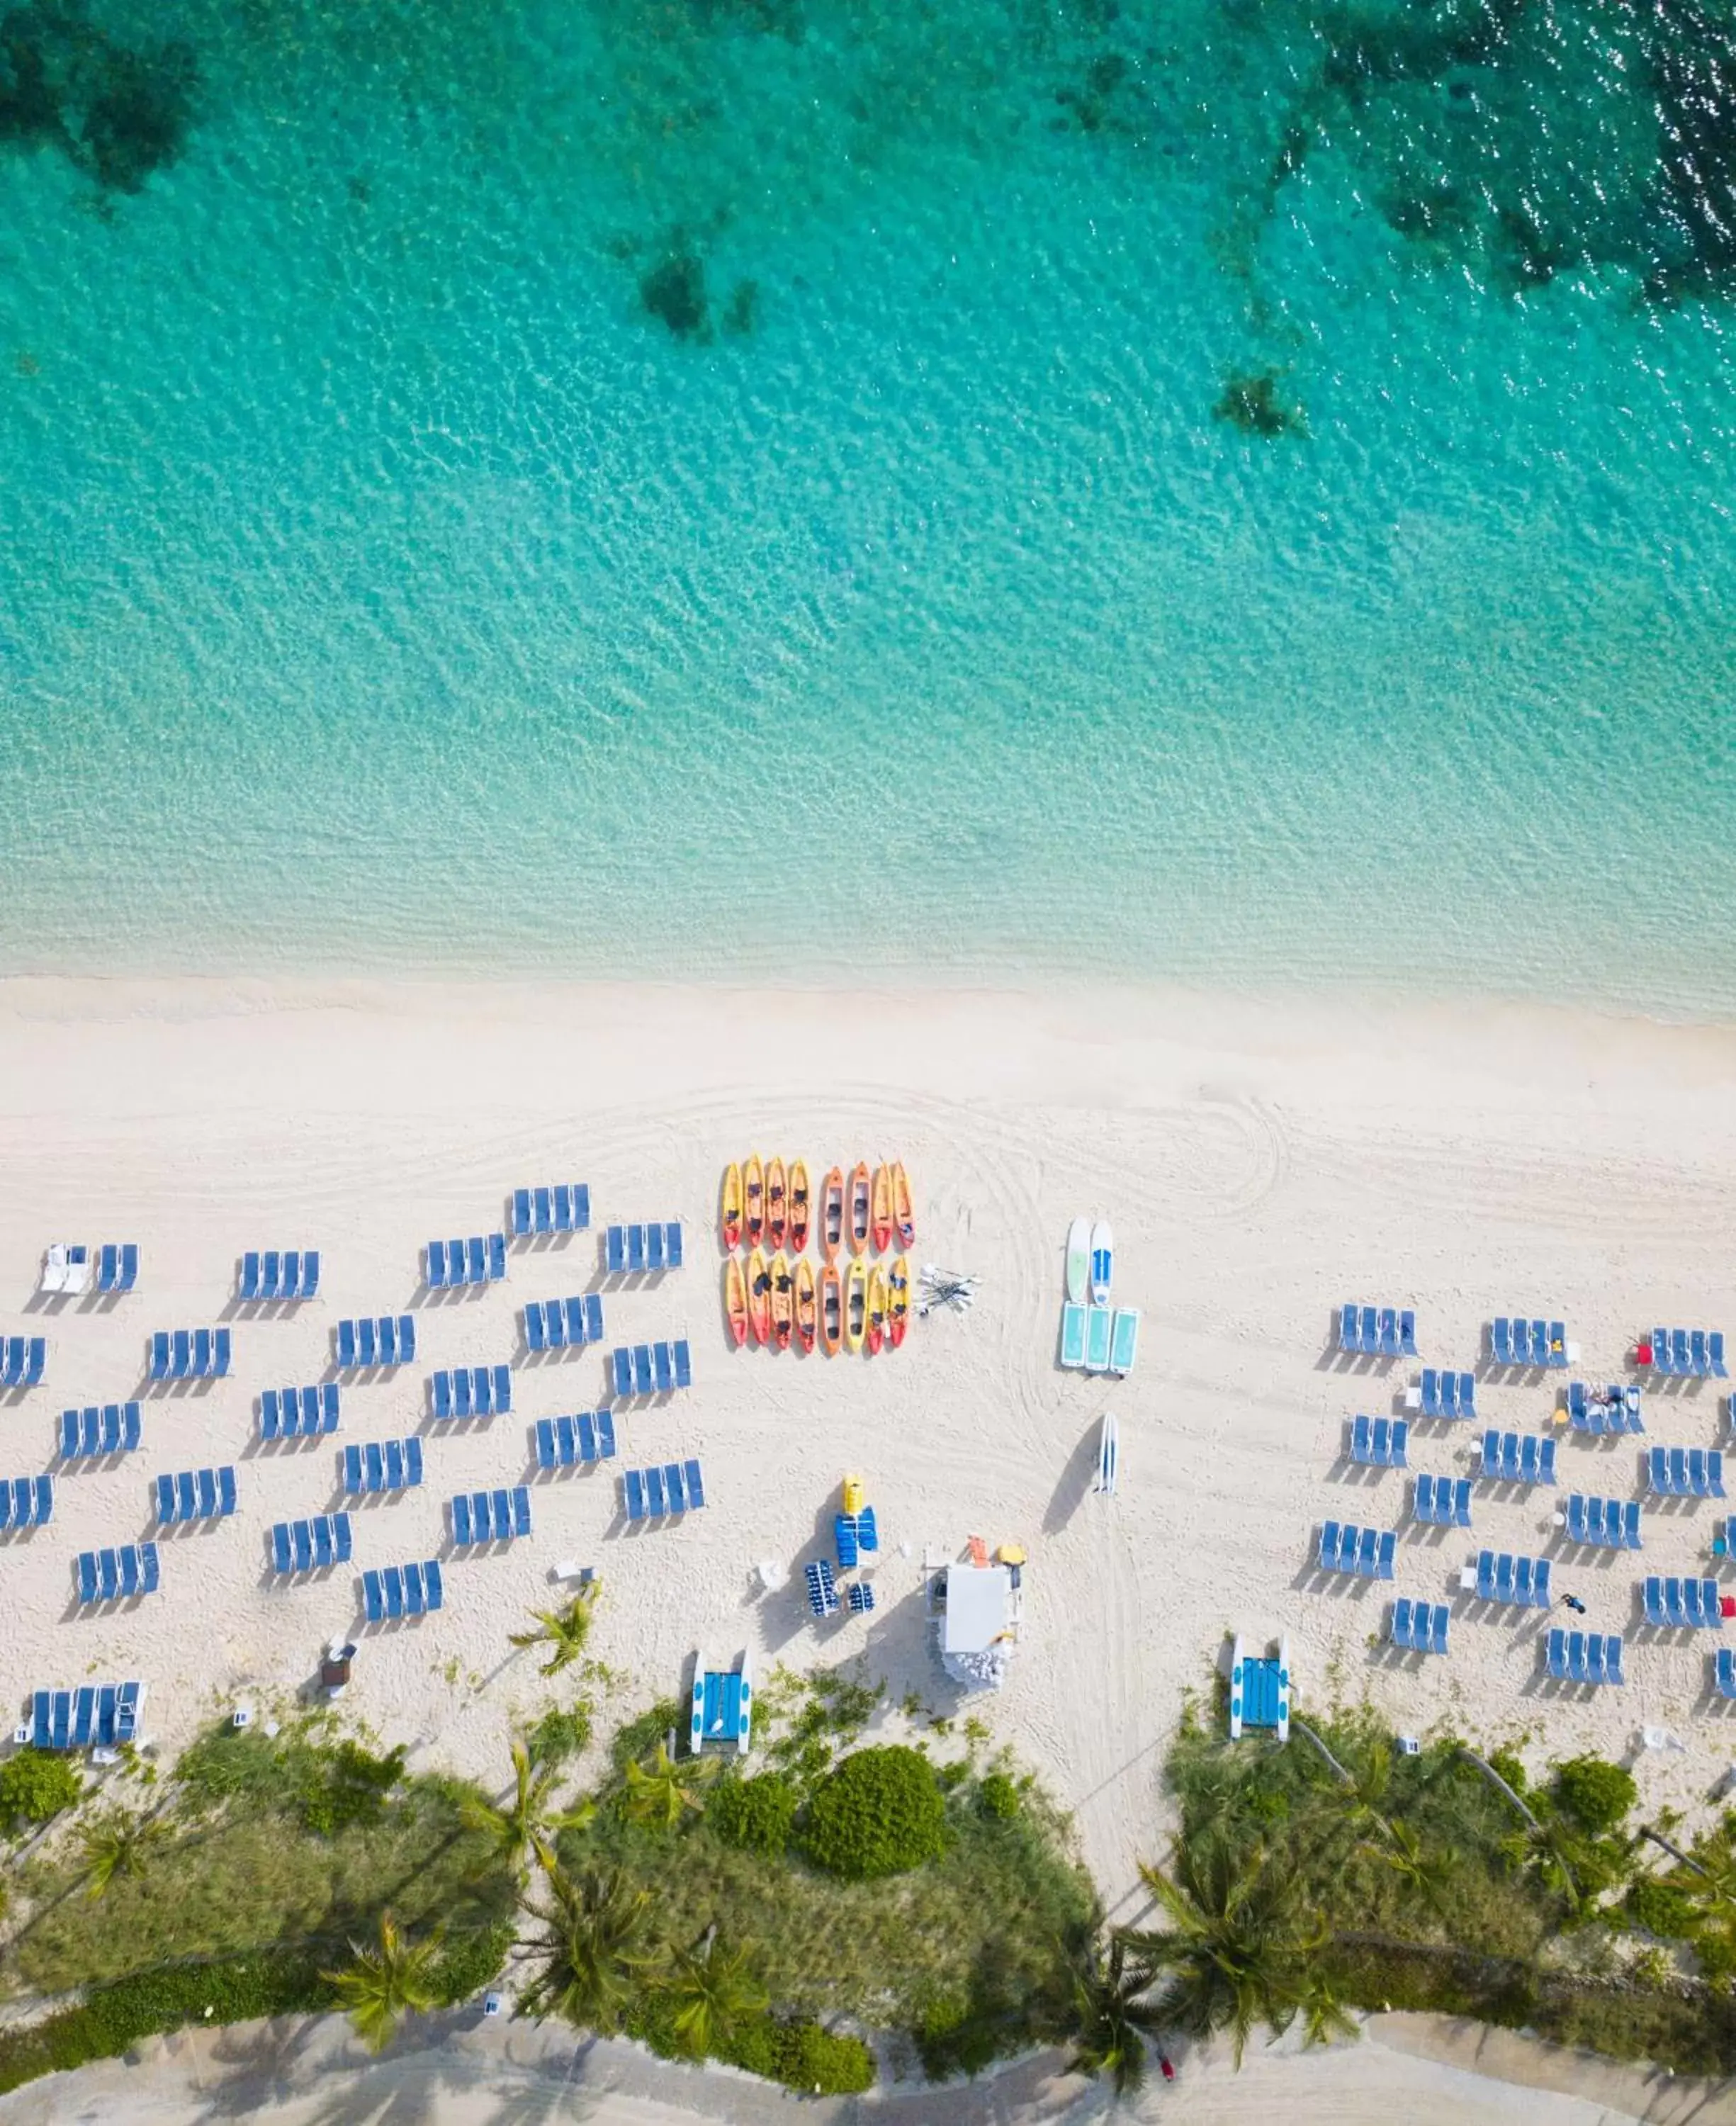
[
  {"xmin": 1090, "ymin": 1220, "xmax": 1114, "ymax": 1305},
  {"xmin": 1066, "ymin": 1217, "xmax": 1090, "ymax": 1305}
]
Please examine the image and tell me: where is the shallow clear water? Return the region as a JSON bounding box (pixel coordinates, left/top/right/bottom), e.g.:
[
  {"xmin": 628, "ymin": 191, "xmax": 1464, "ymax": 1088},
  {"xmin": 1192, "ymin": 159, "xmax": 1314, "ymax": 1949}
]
[{"xmin": 1, "ymin": 0, "xmax": 1734, "ymax": 1008}]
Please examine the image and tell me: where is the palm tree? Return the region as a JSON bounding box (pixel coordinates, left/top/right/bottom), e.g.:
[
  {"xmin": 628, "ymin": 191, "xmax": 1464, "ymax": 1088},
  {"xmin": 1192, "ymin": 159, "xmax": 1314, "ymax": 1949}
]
[
  {"xmin": 1293, "ymin": 1722, "xmax": 1395, "ymax": 1847},
  {"xmin": 509, "ymin": 1584, "xmax": 599, "ymax": 1677},
  {"xmin": 323, "ymin": 1910, "xmax": 444, "ymax": 2052},
  {"xmin": 665, "ymin": 1931, "xmax": 768, "ymax": 2059},
  {"xmin": 1066, "ymin": 1936, "xmax": 1167, "ymax": 2096},
  {"xmin": 622, "ymin": 1741, "xmax": 716, "ymax": 1831},
  {"xmin": 461, "ymin": 1739, "xmax": 591, "ymax": 1881},
  {"xmin": 1117, "ymin": 1833, "xmax": 1334, "ymax": 2066},
  {"xmin": 76, "ymin": 1806, "xmax": 171, "ymax": 1899},
  {"xmin": 516, "ymin": 1864, "xmax": 666, "ymax": 2034},
  {"xmin": 1370, "ymin": 1817, "xmax": 1458, "ymax": 1918}
]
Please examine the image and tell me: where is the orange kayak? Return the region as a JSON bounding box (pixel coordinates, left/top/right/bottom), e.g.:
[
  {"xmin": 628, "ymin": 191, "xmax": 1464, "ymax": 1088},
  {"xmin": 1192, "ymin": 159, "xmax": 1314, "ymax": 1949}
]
[
  {"xmin": 820, "ymin": 1262, "xmax": 842, "ymax": 1354},
  {"xmin": 770, "ymin": 1252, "xmax": 794, "ymax": 1351},
  {"xmin": 794, "ymin": 1256, "xmax": 816, "ymax": 1354},
  {"xmin": 723, "ymin": 1256, "xmax": 748, "ymax": 1347},
  {"xmin": 848, "ymin": 1162, "xmax": 871, "ymax": 1256},
  {"xmin": 744, "ymin": 1154, "xmax": 765, "ymax": 1249},
  {"xmin": 789, "ymin": 1159, "xmax": 811, "ymax": 1254},
  {"xmin": 766, "ymin": 1157, "xmax": 788, "ymax": 1251},
  {"xmin": 888, "ymin": 1254, "xmax": 909, "ymax": 1349},
  {"xmin": 866, "ymin": 1264, "xmax": 888, "ymax": 1355},
  {"xmin": 869, "ymin": 1164, "xmax": 893, "ymax": 1253},
  {"xmin": 821, "ymin": 1166, "xmax": 844, "ymax": 1261},
  {"xmin": 721, "ymin": 1163, "xmax": 743, "ymax": 1252},
  {"xmin": 746, "ymin": 1246, "xmax": 772, "ymax": 1346},
  {"xmin": 891, "ymin": 1160, "xmax": 915, "ymax": 1250}
]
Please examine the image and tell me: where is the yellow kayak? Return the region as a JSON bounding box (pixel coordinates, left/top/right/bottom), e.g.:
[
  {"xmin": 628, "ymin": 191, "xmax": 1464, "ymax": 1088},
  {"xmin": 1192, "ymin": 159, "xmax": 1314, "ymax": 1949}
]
[
  {"xmin": 844, "ymin": 1256, "xmax": 867, "ymax": 1354},
  {"xmin": 866, "ymin": 1263, "xmax": 889, "ymax": 1356}
]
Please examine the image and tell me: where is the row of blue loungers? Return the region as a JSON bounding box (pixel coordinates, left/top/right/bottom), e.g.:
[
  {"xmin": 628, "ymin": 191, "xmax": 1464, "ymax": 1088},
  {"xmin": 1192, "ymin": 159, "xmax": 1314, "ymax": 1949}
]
[
  {"xmin": 1479, "ymin": 1429, "xmax": 1556, "ymax": 1485},
  {"xmin": 271, "ymin": 1514, "xmax": 354, "ymax": 1573},
  {"xmin": 1643, "ymin": 1575, "xmax": 1725, "ymax": 1628},
  {"xmin": 96, "ymin": 1244, "xmax": 140, "ymax": 1293},
  {"xmin": 335, "ymin": 1315, "xmax": 416, "ymax": 1368},
  {"xmin": 1317, "ymin": 1521, "xmax": 1396, "ymax": 1577},
  {"xmin": 1569, "ymin": 1381, "xmax": 1644, "ymax": 1434},
  {"xmin": 22, "ymin": 1682, "xmax": 144, "ymax": 1750},
  {"xmin": 1647, "ymin": 1446, "xmax": 1725, "ymax": 1499},
  {"xmin": 1412, "ymin": 1473, "xmax": 1472, "ymax": 1526},
  {"xmin": 1558, "ymin": 1494, "xmax": 1642, "ymax": 1548},
  {"xmin": 431, "ymin": 1365, "xmax": 513, "ymax": 1418},
  {"xmin": 2, "ymin": 1337, "xmax": 47, "ymax": 1387},
  {"xmin": 611, "ymin": 1341, "xmax": 692, "ymax": 1397},
  {"xmin": 1339, "ymin": 1305, "xmax": 1417, "ymax": 1357},
  {"xmin": 1467, "ymin": 1550, "xmax": 1552, "ymax": 1606},
  {"xmin": 156, "ymin": 1468, "xmax": 237, "ymax": 1522},
  {"xmin": 509, "ymin": 1184, "xmax": 591, "ymax": 1237},
  {"xmin": 1416, "ymin": 1370, "xmax": 1476, "ymax": 1419},
  {"xmin": 260, "ymin": 1385, "xmax": 340, "ymax": 1439},
  {"xmin": 362, "ymin": 1562, "xmax": 444, "ymax": 1620},
  {"xmin": 426, "ymin": 1235, "xmax": 507, "ymax": 1288},
  {"xmin": 0, "ymin": 1476, "xmax": 54, "ymax": 1529},
  {"xmin": 624, "ymin": 1460, "xmax": 706, "ymax": 1520},
  {"xmin": 535, "ymin": 1412, "xmax": 617, "ymax": 1468},
  {"xmin": 1650, "ymin": 1327, "xmax": 1727, "ymax": 1378},
  {"xmin": 1348, "ymin": 1416, "xmax": 1408, "ymax": 1467},
  {"xmin": 60, "ymin": 1402, "xmax": 142, "ymax": 1458},
  {"xmin": 1490, "ymin": 1317, "xmax": 1569, "ymax": 1368},
  {"xmin": 1547, "ymin": 1631, "xmax": 1625, "ymax": 1685},
  {"xmin": 238, "ymin": 1251, "xmax": 320, "ymax": 1300},
  {"xmin": 150, "ymin": 1329, "xmax": 230, "ymax": 1382},
  {"xmin": 451, "ymin": 1487, "xmax": 533, "ymax": 1543},
  {"xmin": 604, "ymin": 1222, "xmax": 684, "ymax": 1273},
  {"xmin": 74, "ymin": 1543, "xmax": 159, "ymax": 1603},
  {"xmin": 524, "ymin": 1295, "xmax": 604, "ymax": 1351},
  {"xmin": 343, "ymin": 1439, "xmax": 424, "ymax": 1492},
  {"xmin": 1388, "ymin": 1598, "xmax": 1450, "ymax": 1654}
]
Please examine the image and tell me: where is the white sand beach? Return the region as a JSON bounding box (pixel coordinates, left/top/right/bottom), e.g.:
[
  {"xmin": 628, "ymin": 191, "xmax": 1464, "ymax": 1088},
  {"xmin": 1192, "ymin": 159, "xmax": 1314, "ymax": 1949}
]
[{"xmin": 3, "ymin": 973, "xmax": 1736, "ymax": 1922}]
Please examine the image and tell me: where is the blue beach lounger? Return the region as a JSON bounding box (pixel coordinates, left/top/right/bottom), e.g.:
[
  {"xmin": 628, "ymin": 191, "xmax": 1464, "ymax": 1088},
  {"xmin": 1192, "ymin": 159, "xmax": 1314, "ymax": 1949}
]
[
  {"xmin": 624, "ymin": 1468, "xmax": 647, "ymax": 1522},
  {"xmin": 1339, "ymin": 1304, "xmax": 1359, "ymax": 1353},
  {"xmin": 512, "ymin": 1188, "xmax": 533, "ymax": 1237},
  {"xmin": 684, "ymin": 1457, "xmax": 704, "ymax": 1507}
]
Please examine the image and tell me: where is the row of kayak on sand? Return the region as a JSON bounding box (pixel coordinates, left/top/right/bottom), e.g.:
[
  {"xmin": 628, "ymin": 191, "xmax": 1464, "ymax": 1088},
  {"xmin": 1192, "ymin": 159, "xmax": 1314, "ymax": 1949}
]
[
  {"xmin": 721, "ymin": 1158, "xmax": 914, "ymax": 1259},
  {"xmin": 725, "ymin": 1249, "xmax": 911, "ymax": 1355}
]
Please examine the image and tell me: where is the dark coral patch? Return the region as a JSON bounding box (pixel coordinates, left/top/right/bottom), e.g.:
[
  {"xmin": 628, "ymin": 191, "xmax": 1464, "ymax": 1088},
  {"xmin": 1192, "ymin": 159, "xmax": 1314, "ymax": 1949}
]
[
  {"xmin": 640, "ymin": 247, "xmax": 710, "ymax": 339},
  {"xmin": 1213, "ymin": 370, "xmax": 1309, "ymax": 439},
  {"xmin": 0, "ymin": 5, "xmax": 196, "ymax": 194}
]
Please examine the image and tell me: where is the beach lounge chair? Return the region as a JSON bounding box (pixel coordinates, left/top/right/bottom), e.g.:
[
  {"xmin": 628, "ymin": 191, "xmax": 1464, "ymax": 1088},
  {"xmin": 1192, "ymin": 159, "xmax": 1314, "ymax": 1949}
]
[
  {"xmin": 646, "ymin": 1466, "xmax": 667, "ymax": 1516},
  {"xmin": 1318, "ymin": 1519, "xmax": 1342, "ymax": 1570},
  {"xmin": 1669, "ymin": 1446, "xmax": 1689, "ymax": 1495},
  {"xmin": 624, "ymin": 1469, "xmax": 646, "ymax": 1522},
  {"xmin": 1061, "ymin": 1303, "xmax": 1088, "ymax": 1369},
  {"xmin": 1395, "ymin": 1308, "xmax": 1417, "ymax": 1357},
  {"xmin": 362, "ymin": 1570, "xmax": 385, "ymax": 1622},
  {"xmin": 606, "ymin": 1225, "xmax": 626, "ymax": 1273},
  {"xmin": 1693, "ymin": 1330, "xmax": 1711, "ymax": 1376},
  {"xmin": 426, "ymin": 1239, "xmax": 448, "ymax": 1288},
  {"xmin": 1647, "ymin": 1447, "xmax": 1672, "ymax": 1496},
  {"xmin": 512, "ymin": 1188, "xmax": 533, "ymax": 1237},
  {"xmin": 647, "ymin": 1224, "xmax": 665, "ymax": 1271},
  {"xmin": 1377, "ymin": 1307, "xmax": 1399, "ymax": 1357},
  {"xmin": 653, "ymin": 1342, "xmax": 674, "ymax": 1394},
  {"xmin": 510, "ymin": 1486, "xmax": 531, "ymax": 1536},
  {"xmin": 1340, "ymin": 1304, "xmax": 1359, "ymax": 1354},
  {"xmin": 1492, "ymin": 1317, "xmax": 1513, "ymax": 1366},
  {"xmin": 1354, "ymin": 1526, "xmax": 1378, "ymax": 1575},
  {"xmin": 553, "ymin": 1185, "xmax": 575, "ymax": 1231},
  {"xmin": 531, "ymin": 1186, "xmax": 554, "ymax": 1233},
  {"xmin": 1390, "ymin": 1597, "xmax": 1414, "ymax": 1648},
  {"xmin": 1352, "ymin": 1305, "xmax": 1373, "ymax": 1353},
  {"xmin": 535, "ymin": 1419, "xmax": 558, "ymax": 1471},
  {"xmin": 626, "ymin": 1225, "xmax": 646, "ymax": 1273},
  {"xmin": 665, "ymin": 1462, "xmax": 687, "ymax": 1514},
  {"xmin": 836, "ymin": 1512, "xmax": 859, "ymax": 1569},
  {"xmin": 1712, "ymin": 1331, "xmax": 1728, "ymax": 1378},
  {"xmin": 609, "ymin": 1347, "xmax": 631, "ymax": 1398},
  {"xmin": 1673, "ymin": 1329, "xmax": 1692, "ymax": 1373},
  {"xmin": 451, "ymin": 1494, "xmax": 474, "ymax": 1544},
  {"xmin": 1718, "ymin": 1647, "xmax": 1736, "ymax": 1699},
  {"xmin": 684, "ymin": 1457, "xmax": 704, "ymax": 1508},
  {"xmin": 1644, "ymin": 1575, "xmax": 1667, "ymax": 1625},
  {"xmin": 632, "ymin": 1344, "xmax": 653, "ymax": 1395},
  {"xmin": 1650, "ymin": 1327, "xmax": 1672, "ymax": 1376},
  {"xmin": 1546, "ymin": 1627, "xmax": 1569, "ymax": 1678},
  {"xmin": 1350, "ymin": 1415, "xmax": 1373, "ymax": 1463},
  {"xmin": 463, "ymin": 1237, "xmax": 485, "ymax": 1283},
  {"xmin": 1376, "ymin": 1529, "xmax": 1395, "ymax": 1577}
]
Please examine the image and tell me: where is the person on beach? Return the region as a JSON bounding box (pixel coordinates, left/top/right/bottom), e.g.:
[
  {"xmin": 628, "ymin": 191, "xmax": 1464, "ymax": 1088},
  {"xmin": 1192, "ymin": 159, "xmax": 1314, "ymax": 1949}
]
[{"xmin": 1561, "ymin": 1592, "xmax": 1587, "ymax": 1614}]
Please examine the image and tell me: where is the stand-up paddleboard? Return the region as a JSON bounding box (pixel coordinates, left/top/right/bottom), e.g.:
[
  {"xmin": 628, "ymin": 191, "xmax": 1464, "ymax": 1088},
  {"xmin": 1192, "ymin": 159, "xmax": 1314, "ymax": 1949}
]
[
  {"xmin": 1090, "ymin": 1220, "xmax": 1114, "ymax": 1305},
  {"xmin": 1095, "ymin": 1412, "xmax": 1118, "ymax": 1496},
  {"xmin": 1066, "ymin": 1217, "xmax": 1090, "ymax": 1304}
]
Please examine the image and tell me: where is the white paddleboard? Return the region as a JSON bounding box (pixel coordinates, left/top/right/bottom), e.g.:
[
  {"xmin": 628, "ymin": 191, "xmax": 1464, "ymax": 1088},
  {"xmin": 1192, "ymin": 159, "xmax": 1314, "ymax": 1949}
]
[
  {"xmin": 1095, "ymin": 1412, "xmax": 1118, "ymax": 1496},
  {"xmin": 1090, "ymin": 1220, "xmax": 1114, "ymax": 1304},
  {"xmin": 1065, "ymin": 1217, "xmax": 1090, "ymax": 1305}
]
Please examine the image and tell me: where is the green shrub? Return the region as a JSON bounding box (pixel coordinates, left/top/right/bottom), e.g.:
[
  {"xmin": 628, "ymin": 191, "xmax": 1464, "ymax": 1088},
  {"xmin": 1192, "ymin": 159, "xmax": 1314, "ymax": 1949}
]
[
  {"xmin": 728, "ymin": 2013, "xmax": 875, "ymax": 2093},
  {"xmin": 1488, "ymin": 1748, "xmax": 1528, "ymax": 1798},
  {"xmin": 0, "ymin": 1951, "xmax": 333, "ymax": 2094},
  {"xmin": 526, "ymin": 1702, "xmax": 593, "ymax": 1767},
  {"xmin": 977, "ymin": 1773, "xmax": 1020, "ymax": 1820},
  {"xmin": 0, "ymin": 1749, "xmax": 81, "ymax": 1832},
  {"xmin": 430, "ymin": 1921, "xmax": 513, "ymax": 2004},
  {"xmin": 802, "ymin": 1746, "xmax": 947, "ymax": 1881},
  {"xmin": 708, "ymin": 1770, "xmax": 798, "ymax": 1856},
  {"xmin": 1553, "ymin": 1757, "xmax": 1638, "ymax": 1835},
  {"xmin": 1626, "ymin": 1879, "xmax": 1698, "ymax": 1940}
]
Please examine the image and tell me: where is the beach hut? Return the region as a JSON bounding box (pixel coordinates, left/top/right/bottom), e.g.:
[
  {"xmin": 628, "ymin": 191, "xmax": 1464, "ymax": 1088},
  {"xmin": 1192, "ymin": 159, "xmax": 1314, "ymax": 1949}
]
[
  {"xmin": 935, "ymin": 1560, "xmax": 1022, "ymax": 1690},
  {"xmin": 1227, "ymin": 1634, "xmax": 1291, "ymax": 1743}
]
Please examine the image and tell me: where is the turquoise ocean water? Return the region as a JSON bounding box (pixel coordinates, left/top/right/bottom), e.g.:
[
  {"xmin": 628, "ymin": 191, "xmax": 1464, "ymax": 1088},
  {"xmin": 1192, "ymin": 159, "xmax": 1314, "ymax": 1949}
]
[{"xmin": 1, "ymin": 0, "xmax": 1734, "ymax": 1008}]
